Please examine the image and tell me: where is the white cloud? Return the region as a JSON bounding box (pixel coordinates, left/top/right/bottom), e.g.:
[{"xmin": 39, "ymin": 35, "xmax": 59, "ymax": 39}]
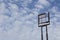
[
  {"xmin": 49, "ymin": 7, "xmax": 58, "ymax": 13},
  {"xmin": 0, "ymin": 2, "xmax": 6, "ymax": 14},
  {"xmin": 49, "ymin": 0, "xmax": 55, "ymax": 2},
  {"xmin": 19, "ymin": 0, "xmax": 32, "ymax": 7},
  {"xmin": 52, "ymin": 7, "xmax": 60, "ymax": 17},
  {"xmin": 35, "ymin": 0, "xmax": 51, "ymax": 9},
  {"xmin": 35, "ymin": 4, "xmax": 44, "ymax": 9},
  {"xmin": 39, "ymin": 0, "xmax": 50, "ymax": 6}
]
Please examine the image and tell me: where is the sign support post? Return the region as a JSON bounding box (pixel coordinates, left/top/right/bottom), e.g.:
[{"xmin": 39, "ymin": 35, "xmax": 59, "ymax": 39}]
[
  {"xmin": 41, "ymin": 27, "xmax": 43, "ymax": 40},
  {"xmin": 46, "ymin": 25, "xmax": 48, "ymax": 40}
]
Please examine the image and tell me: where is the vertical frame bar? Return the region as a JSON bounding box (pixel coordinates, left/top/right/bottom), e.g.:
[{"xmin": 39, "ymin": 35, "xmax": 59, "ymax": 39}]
[
  {"xmin": 48, "ymin": 12, "xmax": 50, "ymax": 24},
  {"xmin": 38, "ymin": 15, "xmax": 39, "ymax": 27}
]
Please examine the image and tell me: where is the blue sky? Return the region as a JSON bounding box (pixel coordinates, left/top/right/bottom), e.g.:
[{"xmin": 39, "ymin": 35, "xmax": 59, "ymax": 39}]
[{"xmin": 0, "ymin": 0, "xmax": 60, "ymax": 40}]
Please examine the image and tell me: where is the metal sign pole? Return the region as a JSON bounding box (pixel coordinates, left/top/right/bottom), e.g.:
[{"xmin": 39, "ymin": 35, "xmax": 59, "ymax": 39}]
[
  {"xmin": 46, "ymin": 25, "xmax": 48, "ymax": 40},
  {"xmin": 41, "ymin": 27, "xmax": 43, "ymax": 40}
]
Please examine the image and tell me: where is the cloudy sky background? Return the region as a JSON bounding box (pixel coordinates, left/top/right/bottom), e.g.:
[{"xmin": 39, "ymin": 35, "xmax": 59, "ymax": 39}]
[{"xmin": 0, "ymin": 0, "xmax": 60, "ymax": 40}]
